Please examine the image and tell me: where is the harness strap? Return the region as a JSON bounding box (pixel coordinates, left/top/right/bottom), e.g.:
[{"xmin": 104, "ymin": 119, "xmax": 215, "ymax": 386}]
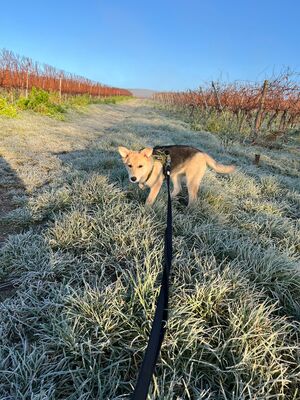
[
  {"xmin": 131, "ymin": 154, "xmax": 172, "ymax": 400},
  {"xmin": 143, "ymin": 162, "xmax": 155, "ymax": 184}
]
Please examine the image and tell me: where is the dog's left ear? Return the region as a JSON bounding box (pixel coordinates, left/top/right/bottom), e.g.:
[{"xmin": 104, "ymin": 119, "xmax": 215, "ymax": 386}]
[
  {"xmin": 118, "ymin": 146, "xmax": 130, "ymax": 158},
  {"xmin": 140, "ymin": 147, "xmax": 153, "ymax": 158}
]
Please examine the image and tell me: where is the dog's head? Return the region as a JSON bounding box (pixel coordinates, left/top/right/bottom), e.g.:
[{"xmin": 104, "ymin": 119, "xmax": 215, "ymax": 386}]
[{"xmin": 118, "ymin": 146, "xmax": 153, "ymax": 183}]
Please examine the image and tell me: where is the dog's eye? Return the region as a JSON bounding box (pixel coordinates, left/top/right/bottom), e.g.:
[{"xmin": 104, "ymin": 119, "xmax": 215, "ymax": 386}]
[
  {"xmin": 128, "ymin": 164, "xmax": 132, "ymax": 168},
  {"xmin": 138, "ymin": 165, "xmax": 143, "ymax": 168}
]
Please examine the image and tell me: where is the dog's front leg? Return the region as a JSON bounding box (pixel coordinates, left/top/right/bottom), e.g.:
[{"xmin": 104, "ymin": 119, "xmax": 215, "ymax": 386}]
[{"xmin": 145, "ymin": 178, "xmax": 163, "ymax": 206}]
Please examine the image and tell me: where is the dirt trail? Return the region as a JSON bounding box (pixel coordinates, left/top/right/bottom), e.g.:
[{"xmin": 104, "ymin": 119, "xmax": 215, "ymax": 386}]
[
  {"xmin": 0, "ymin": 99, "xmax": 187, "ymax": 245},
  {"xmin": 1, "ymin": 98, "xmax": 299, "ymax": 247}
]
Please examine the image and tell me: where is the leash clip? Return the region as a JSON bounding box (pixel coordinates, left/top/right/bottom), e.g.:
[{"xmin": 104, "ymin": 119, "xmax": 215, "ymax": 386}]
[{"xmin": 165, "ymin": 152, "xmax": 171, "ymax": 176}]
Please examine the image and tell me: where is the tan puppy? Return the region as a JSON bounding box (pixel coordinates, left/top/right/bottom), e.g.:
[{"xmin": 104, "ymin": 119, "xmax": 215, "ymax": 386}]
[{"xmin": 118, "ymin": 145, "xmax": 235, "ymax": 206}]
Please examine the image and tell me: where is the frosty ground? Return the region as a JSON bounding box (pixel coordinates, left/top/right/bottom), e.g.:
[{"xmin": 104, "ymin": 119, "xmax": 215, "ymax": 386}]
[{"xmin": 0, "ymin": 99, "xmax": 299, "ymax": 399}]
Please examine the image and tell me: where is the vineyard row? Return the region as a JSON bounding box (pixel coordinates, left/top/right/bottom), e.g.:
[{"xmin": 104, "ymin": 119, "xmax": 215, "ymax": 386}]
[
  {"xmin": 154, "ymin": 73, "xmax": 300, "ymax": 137},
  {"xmin": 0, "ymin": 49, "xmax": 132, "ymax": 97}
]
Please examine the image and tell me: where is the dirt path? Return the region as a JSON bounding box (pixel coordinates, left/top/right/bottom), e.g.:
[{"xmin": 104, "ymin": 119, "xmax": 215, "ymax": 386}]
[
  {"xmin": 0, "ymin": 99, "xmax": 184, "ymax": 244},
  {"xmin": 0, "ymin": 98, "xmax": 299, "ymax": 248}
]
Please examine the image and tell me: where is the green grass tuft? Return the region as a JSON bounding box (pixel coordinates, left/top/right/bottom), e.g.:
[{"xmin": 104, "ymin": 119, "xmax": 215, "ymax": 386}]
[
  {"xmin": 17, "ymin": 87, "xmax": 66, "ymax": 120},
  {"xmin": 0, "ymin": 97, "xmax": 18, "ymax": 118}
]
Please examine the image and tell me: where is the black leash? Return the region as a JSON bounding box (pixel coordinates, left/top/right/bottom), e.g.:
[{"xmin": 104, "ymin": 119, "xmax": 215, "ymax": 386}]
[{"xmin": 131, "ymin": 154, "xmax": 172, "ymax": 400}]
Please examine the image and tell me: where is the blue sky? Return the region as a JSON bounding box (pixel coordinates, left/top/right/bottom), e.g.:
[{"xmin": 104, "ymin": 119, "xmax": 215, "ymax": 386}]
[{"xmin": 1, "ymin": 0, "xmax": 299, "ymax": 91}]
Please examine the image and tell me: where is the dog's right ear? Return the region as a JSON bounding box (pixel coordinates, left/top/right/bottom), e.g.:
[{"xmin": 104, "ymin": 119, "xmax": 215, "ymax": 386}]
[
  {"xmin": 118, "ymin": 146, "xmax": 130, "ymax": 159},
  {"xmin": 140, "ymin": 147, "xmax": 153, "ymax": 158}
]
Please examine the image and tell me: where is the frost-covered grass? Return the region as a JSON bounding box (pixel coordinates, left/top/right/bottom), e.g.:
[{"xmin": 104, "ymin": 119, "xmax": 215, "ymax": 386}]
[{"xmin": 0, "ymin": 99, "xmax": 300, "ymax": 399}]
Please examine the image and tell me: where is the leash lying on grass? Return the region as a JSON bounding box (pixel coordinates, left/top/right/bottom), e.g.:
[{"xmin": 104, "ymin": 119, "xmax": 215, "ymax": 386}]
[{"xmin": 132, "ymin": 153, "xmax": 172, "ymax": 400}]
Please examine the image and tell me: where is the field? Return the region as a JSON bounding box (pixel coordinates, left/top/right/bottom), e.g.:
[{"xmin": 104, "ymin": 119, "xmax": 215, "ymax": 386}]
[{"xmin": 0, "ymin": 98, "xmax": 300, "ymax": 399}]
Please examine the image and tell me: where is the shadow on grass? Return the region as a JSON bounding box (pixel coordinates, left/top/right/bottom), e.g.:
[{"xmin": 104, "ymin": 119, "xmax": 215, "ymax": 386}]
[
  {"xmin": 0, "ymin": 155, "xmax": 27, "ymax": 299},
  {"xmin": 0, "ymin": 155, "xmax": 27, "ymax": 244}
]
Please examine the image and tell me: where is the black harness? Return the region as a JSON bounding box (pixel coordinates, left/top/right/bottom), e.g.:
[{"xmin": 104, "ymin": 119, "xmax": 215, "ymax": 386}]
[
  {"xmin": 143, "ymin": 149, "xmax": 171, "ymax": 185},
  {"xmin": 143, "ymin": 163, "xmax": 155, "ymax": 184}
]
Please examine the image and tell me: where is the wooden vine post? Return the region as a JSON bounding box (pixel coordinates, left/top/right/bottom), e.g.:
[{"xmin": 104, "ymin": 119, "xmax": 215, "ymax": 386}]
[
  {"xmin": 211, "ymin": 81, "xmax": 223, "ymax": 112},
  {"xmin": 59, "ymin": 77, "xmax": 62, "ymax": 102},
  {"xmin": 254, "ymin": 80, "xmax": 268, "ymax": 137},
  {"xmin": 25, "ymin": 71, "xmax": 29, "ymax": 99},
  {"xmin": 251, "ymin": 80, "xmax": 269, "ymax": 165}
]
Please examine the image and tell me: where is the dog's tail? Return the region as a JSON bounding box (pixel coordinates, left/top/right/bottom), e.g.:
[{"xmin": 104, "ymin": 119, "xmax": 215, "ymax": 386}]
[{"xmin": 204, "ymin": 154, "xmax": 236, "ymax": 174}]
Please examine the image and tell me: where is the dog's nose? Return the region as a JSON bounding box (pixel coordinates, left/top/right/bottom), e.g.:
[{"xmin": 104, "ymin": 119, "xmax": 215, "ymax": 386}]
[{"xmin": 130, "ymin": 176, "xmax": 137, "ymax": 182}]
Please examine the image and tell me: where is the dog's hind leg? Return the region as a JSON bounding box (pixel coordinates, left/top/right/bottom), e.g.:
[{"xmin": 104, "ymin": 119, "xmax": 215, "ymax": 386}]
[{"xmin": 186, "ymin": 166, "xmax": 206, "ymax": 207}]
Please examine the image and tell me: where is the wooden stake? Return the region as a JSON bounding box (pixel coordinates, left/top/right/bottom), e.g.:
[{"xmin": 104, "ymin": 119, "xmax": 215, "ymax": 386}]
[
  {"xmin": 211, "ymin": 81, "xmax": 223, "ymax": 112},
  {"xmin": 254, "ymin": 154, "xmax": 261, "ymax": 166},
  {"xmin": 254, "ymin": 80, "xmax": 268, "ymax": 134},
  {"xmin": 59, "ymin": 77, "xmax": 62, "ymax": 101},
  {"xmin": 25, "ymin": 71, "xmax": 29, "ymax": 99}
]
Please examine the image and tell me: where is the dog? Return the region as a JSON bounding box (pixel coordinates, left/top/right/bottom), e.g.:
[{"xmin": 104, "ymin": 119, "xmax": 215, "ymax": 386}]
[{"xmin": 118, "ymin": 145, "xmax": 236, "ymax": 206}]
